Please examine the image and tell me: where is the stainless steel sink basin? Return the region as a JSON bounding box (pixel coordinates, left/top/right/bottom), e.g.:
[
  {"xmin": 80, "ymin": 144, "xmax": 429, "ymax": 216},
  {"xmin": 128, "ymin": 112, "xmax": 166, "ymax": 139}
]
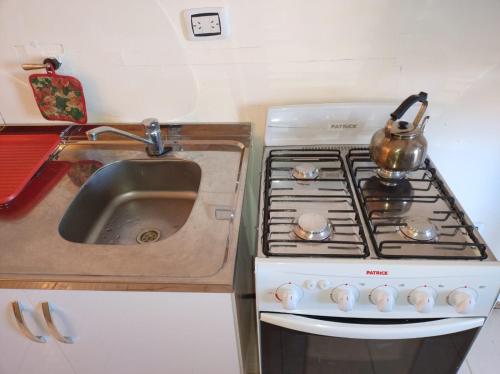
[{"xmin": 59, "ymin": 159, "xmax": 201, "ymax": 245}]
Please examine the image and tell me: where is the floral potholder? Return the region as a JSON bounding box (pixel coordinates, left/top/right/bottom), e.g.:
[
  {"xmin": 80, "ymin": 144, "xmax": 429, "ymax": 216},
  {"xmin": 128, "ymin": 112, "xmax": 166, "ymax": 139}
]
[{"xmin": 29, "ymin": 68, "xmax": 87, "ymax": 124}]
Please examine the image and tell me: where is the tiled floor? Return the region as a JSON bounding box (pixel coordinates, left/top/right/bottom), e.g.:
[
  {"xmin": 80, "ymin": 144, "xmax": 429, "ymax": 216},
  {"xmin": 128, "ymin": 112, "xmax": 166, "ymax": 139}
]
[
  {"xmin": 459, "ymin": 308, "xmax": 500, "ymax": 374},
  {"xmin": 248, "ymin": 308, "xmax": 500, "ymax": 374}
]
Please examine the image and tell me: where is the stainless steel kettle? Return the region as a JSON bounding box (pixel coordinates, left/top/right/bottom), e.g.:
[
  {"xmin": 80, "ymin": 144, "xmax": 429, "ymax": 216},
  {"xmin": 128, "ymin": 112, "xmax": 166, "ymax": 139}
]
[{"xmin": 369, "ymin": 92, "xmax": 429, "ymax": 180}]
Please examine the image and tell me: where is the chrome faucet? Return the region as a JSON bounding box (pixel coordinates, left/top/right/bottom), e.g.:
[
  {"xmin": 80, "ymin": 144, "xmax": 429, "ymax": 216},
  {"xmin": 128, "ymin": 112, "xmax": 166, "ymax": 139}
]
[{"xmin": 86, "ymin": 118, "xmax": 166, "ymax": 156}]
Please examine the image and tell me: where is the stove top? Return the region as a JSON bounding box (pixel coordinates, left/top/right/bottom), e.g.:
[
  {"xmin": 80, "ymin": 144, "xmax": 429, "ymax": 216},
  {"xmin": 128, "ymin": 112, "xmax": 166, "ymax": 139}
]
[
  {"xmin": 259, "ymin": 145, "xmax": 492, "ymax": 261},
  {"xmin": 347, "ymin": 148, "xmax": 487, "ymax": 260},
  {"xmin": 262, "ymin": 148, "xmax": 369, "ymax": 258}
]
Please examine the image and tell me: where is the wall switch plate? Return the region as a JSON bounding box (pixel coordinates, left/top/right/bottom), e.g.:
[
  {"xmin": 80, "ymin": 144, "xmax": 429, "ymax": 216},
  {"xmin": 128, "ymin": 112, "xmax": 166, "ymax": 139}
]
[{"xmin": 183, "ymin": 7, "xmax": 229, "ymax": 41}]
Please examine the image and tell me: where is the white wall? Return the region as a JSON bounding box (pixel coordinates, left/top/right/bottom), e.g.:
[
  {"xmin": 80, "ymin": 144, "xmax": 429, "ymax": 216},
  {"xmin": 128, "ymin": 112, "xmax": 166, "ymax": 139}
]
[{"xmin": 1, "ymin": 0, "xmax": 499, "ymax": 256}]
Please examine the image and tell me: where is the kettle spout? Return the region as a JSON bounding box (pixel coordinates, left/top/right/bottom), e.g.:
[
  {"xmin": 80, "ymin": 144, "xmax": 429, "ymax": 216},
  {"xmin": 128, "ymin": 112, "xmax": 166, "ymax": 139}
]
[{"xmin": 417, "ymin": 116, "xmax": 430, "ymax": 133}]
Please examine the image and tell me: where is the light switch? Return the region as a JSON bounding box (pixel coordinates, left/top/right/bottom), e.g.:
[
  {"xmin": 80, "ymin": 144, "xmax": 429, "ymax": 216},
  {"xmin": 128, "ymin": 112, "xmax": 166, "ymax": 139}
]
[{"xmin": 184, "ymin": 7, "xmax": 229, "ymax": 41}]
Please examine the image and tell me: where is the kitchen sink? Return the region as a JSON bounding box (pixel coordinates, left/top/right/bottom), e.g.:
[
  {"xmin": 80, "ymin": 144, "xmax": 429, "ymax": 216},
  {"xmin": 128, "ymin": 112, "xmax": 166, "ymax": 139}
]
[{"xmin": 59, "ymin": 159, "xmax": 201, "ymax": 245}]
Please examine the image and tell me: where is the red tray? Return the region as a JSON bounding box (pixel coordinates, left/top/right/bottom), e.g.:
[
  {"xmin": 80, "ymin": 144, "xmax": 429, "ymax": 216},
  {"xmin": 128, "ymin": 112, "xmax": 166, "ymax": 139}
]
[
  {"xmin": 0, "ymin": 161, "xmax": 71, "ymax": 219},
  {"xmin": 0, "ymin": 134, "xmax": 61, "ymax": 205}
]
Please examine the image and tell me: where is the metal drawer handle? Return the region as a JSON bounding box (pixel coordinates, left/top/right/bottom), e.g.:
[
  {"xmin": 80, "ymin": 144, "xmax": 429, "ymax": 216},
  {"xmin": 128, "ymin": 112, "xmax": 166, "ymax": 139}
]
[
  {"xmin": 41, "ymin": 302, "xmax": 74, "ymax": 344},
  {"xmin": 11, "ymin": 301, "xmax": 47, "ymax": 343}
]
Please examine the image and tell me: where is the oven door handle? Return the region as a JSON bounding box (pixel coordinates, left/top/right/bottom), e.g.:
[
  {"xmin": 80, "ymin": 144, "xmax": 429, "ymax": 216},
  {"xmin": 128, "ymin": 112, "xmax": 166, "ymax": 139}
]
[{"xmin": 260, "ymin": 313, "xmax": 484, "ymax": 340}]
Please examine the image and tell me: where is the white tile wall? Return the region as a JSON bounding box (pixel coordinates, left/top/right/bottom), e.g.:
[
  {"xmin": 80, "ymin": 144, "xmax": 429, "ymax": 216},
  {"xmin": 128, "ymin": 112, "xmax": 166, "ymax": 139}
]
[{"xmin": 1, "ymin": 0, "xmax": 500, "ymax": 257}]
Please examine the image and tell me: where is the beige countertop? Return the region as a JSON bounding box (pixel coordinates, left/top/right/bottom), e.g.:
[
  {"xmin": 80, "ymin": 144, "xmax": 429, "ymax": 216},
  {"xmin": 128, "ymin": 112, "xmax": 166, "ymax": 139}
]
[{"xmin": 0, "ymin": 123, "xmax": 251, "ymax": 292}]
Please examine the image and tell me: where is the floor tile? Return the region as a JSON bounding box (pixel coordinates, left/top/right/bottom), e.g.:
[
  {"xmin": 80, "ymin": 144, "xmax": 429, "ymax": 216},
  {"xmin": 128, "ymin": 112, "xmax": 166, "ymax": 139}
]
[{"xmin": 466, "ymin": 308, "xmax": 500, "ymax": 374}]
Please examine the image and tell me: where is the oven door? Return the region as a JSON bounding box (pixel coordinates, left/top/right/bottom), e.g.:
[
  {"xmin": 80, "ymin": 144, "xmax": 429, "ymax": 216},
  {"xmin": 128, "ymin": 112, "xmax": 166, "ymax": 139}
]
[{"xmin": 260, "ymin": 312, "xmax": 484, "ymax": 374}]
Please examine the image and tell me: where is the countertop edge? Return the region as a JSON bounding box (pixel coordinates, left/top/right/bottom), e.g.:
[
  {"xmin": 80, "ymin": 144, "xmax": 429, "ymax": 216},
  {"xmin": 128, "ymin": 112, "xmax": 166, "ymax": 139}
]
[{"xmin": 0, "ymin": 279, "xmax": 234, "ymax": 293}]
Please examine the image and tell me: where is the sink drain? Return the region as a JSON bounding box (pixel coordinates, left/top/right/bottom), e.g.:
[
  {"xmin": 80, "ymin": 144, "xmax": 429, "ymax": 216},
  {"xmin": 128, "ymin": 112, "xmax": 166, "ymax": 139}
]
[{"xmin": 136, "ymin": 228, "xmax": 161, "ymax": 244}]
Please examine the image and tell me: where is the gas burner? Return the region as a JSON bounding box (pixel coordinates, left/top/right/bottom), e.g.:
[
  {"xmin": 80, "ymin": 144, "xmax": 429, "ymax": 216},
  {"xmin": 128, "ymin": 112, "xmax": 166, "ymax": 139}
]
[
  {"xmin": 376, "ymin": 168, "xmax": 407, "ymax": 186},
  {"xmin": 293, "ymin": 213, "xmax": 332, "ymax": 241},
  {"xmin": 292, "ymin": 163, "xmax": 319, "ymax": 180},
  {"xmin": 400, "ymin": 217, "xmax": 438, "ymax": 241},
  {"xmin": 364, "ymin": 176, "xmax": 413, "ymax": 216}
]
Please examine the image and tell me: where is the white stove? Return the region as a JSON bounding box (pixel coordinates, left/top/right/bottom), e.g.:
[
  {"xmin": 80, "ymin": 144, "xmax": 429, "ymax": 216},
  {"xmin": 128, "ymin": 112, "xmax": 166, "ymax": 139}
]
[{"xmin": 255, "ymin": 103, "xmax": 500, "ymax": 374}]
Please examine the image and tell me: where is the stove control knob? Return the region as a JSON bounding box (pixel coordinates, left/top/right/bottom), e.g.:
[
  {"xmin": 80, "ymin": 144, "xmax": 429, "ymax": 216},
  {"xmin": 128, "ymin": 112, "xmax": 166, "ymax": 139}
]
[
  {"xmin": 331, "ymin": 285, "xmax": 359, "ymax": 312},
  {"xmin": 276, "ymin": 284, "xmax": 303, "ymax": 310},
  {"xmin": 408, "ymin": 287, "xmax": 437, "ymax": 313},
  {"xmin": 448, "ymin": 288, "xmax": 478, "ymax": 314},
  {"xmin": 303, "ymin": 280, "xmax": 317, "ymax": 290},
  {"xmin": 318, "ymin": 280, "xmax": 331, "ymax": 290},
  {"xmin": 370, "ymin": 286, "xmax": 398, "ymax": 312}
]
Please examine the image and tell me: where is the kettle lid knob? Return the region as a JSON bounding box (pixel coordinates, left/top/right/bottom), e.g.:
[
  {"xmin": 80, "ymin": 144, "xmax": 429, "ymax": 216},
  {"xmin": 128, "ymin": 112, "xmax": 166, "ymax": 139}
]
[{"xmin": 397, "ymin": 121, "xmax": 410, "ymax": 130}]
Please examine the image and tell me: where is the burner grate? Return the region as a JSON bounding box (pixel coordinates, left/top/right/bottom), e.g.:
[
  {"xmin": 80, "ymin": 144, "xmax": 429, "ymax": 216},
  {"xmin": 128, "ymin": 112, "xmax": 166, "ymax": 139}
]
[
  {"xmin": 346, "ymin": 148, "xmax": 487, "ymax": 260},
  {"xmin": 262, "ymin": 149, "xmax": 369, "ymax": 257}
]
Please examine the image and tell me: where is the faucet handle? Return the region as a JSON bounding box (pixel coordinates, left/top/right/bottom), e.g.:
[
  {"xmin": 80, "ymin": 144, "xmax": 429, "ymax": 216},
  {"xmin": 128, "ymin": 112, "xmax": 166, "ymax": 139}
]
[
  {"xmin": 142, "ymin": 118, "xmax": 160, "ymax": 130},
  {"xmin": 141, "ymin": 118, "xmax": 166, "ymax": 156}
]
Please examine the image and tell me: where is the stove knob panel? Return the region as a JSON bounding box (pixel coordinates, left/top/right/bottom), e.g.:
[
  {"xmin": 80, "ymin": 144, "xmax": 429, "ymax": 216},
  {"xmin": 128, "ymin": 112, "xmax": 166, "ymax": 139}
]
[
  {"xmin": 318, "ymin": 280, "xmax": 331, "ymax": 290},
  {"xmin": 276, "ymin": 284, "xmax": 303, "ymax": 310},
  {"xmin": 408, "ymin": 286, "xmax": 437, "ymax": 313},
  {"xmin": 370, "ymin": 286, "xmax": 398, "ymax": 312},
  {"xmin": 448, "ymin": 288, "xmax": 478, "ymax": 314},
  {"xmin": 331, "ymin": 285, "xmax": 360, "ymax": 312}
]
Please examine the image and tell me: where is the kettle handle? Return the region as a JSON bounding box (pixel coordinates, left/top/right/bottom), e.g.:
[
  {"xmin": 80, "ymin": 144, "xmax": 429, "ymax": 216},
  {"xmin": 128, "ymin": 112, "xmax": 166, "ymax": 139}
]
[{"xmin": 390, "ymin": 92, "xmax": 428, "ymax": 121}]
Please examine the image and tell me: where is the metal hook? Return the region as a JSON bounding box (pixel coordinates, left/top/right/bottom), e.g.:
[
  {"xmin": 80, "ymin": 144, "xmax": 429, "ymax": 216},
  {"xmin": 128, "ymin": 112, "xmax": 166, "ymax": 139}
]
[{"xmin": 22, "ymin": 57, "xmax": 62, "ymax": 71}]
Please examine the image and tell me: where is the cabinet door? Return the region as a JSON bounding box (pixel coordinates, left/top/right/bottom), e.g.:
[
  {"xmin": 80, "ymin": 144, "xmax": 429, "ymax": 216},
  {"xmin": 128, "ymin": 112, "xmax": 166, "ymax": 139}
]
[
  {"xmin": 0, "ymin": 289, "xmax": 74, "ymax": 374},
  {"xmin": 25, "ymin": 290, "xmax": 241, "ymax": 374}
]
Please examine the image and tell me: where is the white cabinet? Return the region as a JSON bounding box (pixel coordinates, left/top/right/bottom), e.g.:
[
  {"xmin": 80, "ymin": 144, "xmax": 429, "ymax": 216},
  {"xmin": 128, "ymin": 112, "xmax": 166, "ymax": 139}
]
[
  {"xmin": 0, "ymin": 290, "xmax": 74, "ymax": 374},
  {"xmin": 0, "ymin": 290, "xmax": 30, "ymax": 374},
  {"xmin": 1, "ymin": 289, "xmax": 242, "ymax": 374}
]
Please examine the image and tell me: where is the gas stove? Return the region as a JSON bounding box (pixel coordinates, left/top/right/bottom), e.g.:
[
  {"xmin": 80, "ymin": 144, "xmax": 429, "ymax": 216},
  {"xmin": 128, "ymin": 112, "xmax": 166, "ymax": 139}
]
[
  {"xmin": 257, "ymin": 143, "xmax": 498, "ymax": 316},
  {"xmin": 260, "ymin": 145, "xmax": 488, "ymax": 260},
  {"xmin": 255, "ymin": 103, "xmax": 500, "ymax": 374}
]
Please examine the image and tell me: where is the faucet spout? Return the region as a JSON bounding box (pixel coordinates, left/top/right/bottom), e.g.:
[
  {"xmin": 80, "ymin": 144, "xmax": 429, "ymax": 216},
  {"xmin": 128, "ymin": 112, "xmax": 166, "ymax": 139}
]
[
  {"xmin": 86, "ymin": 118, "xmax": 167, "ymax": 156},
  {"xmin": 86, "ymin": 126, "xmax": 153, "ymax": 145}
]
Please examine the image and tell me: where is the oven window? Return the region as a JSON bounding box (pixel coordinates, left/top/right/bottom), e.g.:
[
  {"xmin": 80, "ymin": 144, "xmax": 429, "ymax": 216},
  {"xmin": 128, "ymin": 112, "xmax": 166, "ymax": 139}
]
[{"xmin": 260, "ymin": 316, "xmax": 480, "ymax": 374}]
